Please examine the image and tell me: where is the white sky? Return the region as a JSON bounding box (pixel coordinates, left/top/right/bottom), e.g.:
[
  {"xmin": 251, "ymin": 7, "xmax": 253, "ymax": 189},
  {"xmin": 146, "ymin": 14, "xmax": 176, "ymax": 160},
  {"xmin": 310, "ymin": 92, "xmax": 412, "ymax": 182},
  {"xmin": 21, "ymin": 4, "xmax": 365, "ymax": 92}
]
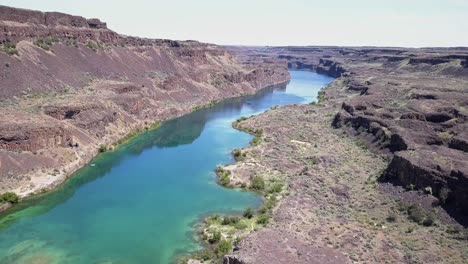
[{"xmin": 0, "ymin": 0, "xmax": 467, "ymax": 47}]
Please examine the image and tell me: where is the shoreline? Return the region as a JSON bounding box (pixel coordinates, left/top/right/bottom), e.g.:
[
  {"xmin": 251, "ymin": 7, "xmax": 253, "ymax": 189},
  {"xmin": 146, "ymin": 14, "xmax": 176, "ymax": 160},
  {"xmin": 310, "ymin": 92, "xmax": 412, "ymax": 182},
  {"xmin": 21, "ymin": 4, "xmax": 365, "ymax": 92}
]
[
  {"xmin": 182, "ymin": 71, "xmax": 335, "ymax": 264},
  {"xmin": 190, "ymin": 74, "xmax": 468, "ymax": 263},
  {"xmin": 0, "ymin": 78, "xmax": 291, "ymax": 215}
]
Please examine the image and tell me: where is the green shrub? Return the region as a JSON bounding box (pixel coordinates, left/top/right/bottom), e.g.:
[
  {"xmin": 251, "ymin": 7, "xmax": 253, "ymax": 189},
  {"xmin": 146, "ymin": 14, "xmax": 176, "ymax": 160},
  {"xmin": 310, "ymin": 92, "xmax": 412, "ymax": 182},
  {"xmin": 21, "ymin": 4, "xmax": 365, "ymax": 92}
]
[
  {"xmin": 222, "ymin": 216, "xmax": 240, "ymax": 225},
  {"xmin": 232, "ymin": 149, "xmax": 246, "ymax": 161},
  {"xmin": 317, "ymin": 91, "xmax": 327, "ymax": 102},
  {"xmin": 1, "ymin": 42, "xmax": 18, "ymax": 56},
  {"xmin": 268, "ymin": 183, "xmax": 283, "ymax": 193},
  {"xmin": 234, "ymin": 222, "xmax": 248, "ymax": 230},
  {"xmin": 258, "ymin": 196, "xmax": 277, "ymax": 214},
  {"xmin": 99, "ymin": 144, "xmax": 108, "ymax": 153},
  {"xmin": 236, "ymin": 117, "xmax": 248, "ymax": 123},
  {"xmin": 208, "ymin": 214, "xmax": 220, "ymax": 223},
  {"xmin": 208, "ymin": 231, "xmax": 221, "ymax": 244},
  {"xmin": 250, "ymin": 176, "xmax": 265, "ymax": 191},
  {"xmin": 65, "ymin": 39, "xmax": 79, "ymax": 48},
  {"xmin": 216, "ymin": 166, "xmax": 231, "ymax": 186},
  {"xmin": 447, "ymin": 225, "xmax": 462, "ymax": 234},
  {"xmin": 422, "ymin": 211, "xmax": 436, "ymax": 226},
  {"xmin": 86, "ymin": 41, "xmax": 100, "ymax": 51},
  {"xmin": 251, "ymin": 130, "xmax": 263, "ymax": 146},
  {"xmin": 200, "ymin": 250, "xmax": 212, "ymax": 261},
  {"xmin": 408, "ymin": 205, "xmax": 425, "ymax": 224},
  {"xmin": 1, "ymin": 192, "xmax": 19, "ymax": 203},
  {"xmin": 257, "ymin": 214, "xmax": 269, "ymax": 225},
  {"xmin": 243, "ymin": 207, "xmax": 254, "ymax": 219},
  {"xmin": 215, "ymin": 240, "xmax": 232, "ymax": 256}
]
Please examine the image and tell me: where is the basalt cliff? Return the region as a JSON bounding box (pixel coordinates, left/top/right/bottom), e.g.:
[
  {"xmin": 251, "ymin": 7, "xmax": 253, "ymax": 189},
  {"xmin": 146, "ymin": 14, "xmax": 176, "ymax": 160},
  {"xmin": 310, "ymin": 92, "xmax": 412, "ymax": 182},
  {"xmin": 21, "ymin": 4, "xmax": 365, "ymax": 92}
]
[{"xmin": 0, "ymin": 5, "xmax": 289, "ymax": 201}]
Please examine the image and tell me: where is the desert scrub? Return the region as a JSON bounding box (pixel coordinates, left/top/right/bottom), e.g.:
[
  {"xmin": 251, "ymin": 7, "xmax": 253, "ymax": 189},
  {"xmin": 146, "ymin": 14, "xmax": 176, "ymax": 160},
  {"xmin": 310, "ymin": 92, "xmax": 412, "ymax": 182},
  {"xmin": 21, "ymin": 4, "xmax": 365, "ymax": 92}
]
[
  {"xmin": 214, "ymin": 240, "xmax": 232, "ymax": 256},
  {"xmin": 208, "ymin": 230, "xmax": 221, "ymax": 244},
  {"xmin": 34, "ymin": 37, "xmax": 58, "ymax": 51},
  {"xmin": 192, "ymin": 100, "xmax": 219, "ymax": 110},
  {"xmin": 399, "ymin": 203, "xmax": 437, "ymax": 226},
  {"xmin": 65, "ymin": 39, "xmax": 79, "ymax": 48},
  {"xmin": 216, "ymin": 166, "xmax": 231, "ymax": 186},
  {"xmin": 243, "ymin": 207, "xmax": 254, "ymax": 219},
  {"xmin": 232, "ymin": 148, "xmax": 247, "ymax": 161},
  {"xmin": 222, "ymin": 216, "xmax": 240, "ymax": 225},
  {"xmin": 1, "ymin": 192, "xmax": 19, "ymax": 203},
  {"xmin": 1, "ymin": 42, "xmax": 19, "ymax": 56},
  {"xmin": 99, "ymin": 144, "xmax": 108, "ymax": 153},
  {"xmin": 268, "ymin": 182, "xmax": 283, "ymax": 194},
  {"xmin": 251, "ymin": 129, "xmax": 263, "ymax": 146},
  {"xmin": 317, "ymin": 90, "xmax": 328, "ymax": 102},
  {"xmin": 250, "ymin": 175, "xmax": 265, "ymax": 191},
  {"xmin": 86, "ymin": 41, "xmax": 101, "ymax": 51},
  {"xmin": 256, "ymin": 213, "xmax": 269, "ymax": 225},
  {"xmin": 258, "ymin": 196, "xmax": 277, "ymax": 215}
]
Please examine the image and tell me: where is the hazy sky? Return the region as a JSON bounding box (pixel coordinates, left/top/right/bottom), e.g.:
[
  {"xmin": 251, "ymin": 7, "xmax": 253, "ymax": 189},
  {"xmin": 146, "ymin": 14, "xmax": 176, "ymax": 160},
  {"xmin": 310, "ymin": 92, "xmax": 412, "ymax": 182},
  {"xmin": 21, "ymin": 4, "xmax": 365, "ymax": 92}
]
[{"xmin": 0, "ymin": 0, "xmax": 467, "ymax": 47}]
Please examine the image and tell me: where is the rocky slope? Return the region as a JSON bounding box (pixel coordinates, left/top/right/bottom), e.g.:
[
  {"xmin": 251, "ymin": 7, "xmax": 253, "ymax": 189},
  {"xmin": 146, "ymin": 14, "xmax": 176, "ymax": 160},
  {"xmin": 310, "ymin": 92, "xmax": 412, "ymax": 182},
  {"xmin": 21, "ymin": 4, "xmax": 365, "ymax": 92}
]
[
  {"xmin": 212, "ymin": 46, "xmax": 468, "ymax": 263},
  {"xmin": 220, "ymin": 103, "xmax": 467, "ymax": 264},
  {"xmin": 0, "ymin": 5, "xmax": 289, "ymax": 202},
  {"xmin": 229, "ymin": 46, "xmax": 468, "ymax": 223}
]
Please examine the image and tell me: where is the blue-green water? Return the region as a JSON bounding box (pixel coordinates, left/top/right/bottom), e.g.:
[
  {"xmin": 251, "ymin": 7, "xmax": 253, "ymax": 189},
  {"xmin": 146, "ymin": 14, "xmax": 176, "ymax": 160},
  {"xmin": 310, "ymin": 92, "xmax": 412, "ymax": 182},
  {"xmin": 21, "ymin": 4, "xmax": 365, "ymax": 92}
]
[{"xmin": 0, "ymin": 71, "xmax": 333, "ymax": 264}]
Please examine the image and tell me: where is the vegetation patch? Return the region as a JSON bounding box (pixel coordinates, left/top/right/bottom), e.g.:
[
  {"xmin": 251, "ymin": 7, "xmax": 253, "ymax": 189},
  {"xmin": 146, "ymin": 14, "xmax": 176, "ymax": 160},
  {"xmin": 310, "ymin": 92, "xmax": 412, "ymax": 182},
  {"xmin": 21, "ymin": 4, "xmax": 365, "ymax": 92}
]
[
  {"xmin": 317, "ymin": 90, "xmax": 328, "ymax": 102},
  {"xmin": 1, "ymin": 42, "xmax": 19, "ymax": 56},
  {"xmin": 34, "ymin": 37, "xmax": 59, "ymax": 51},
  {"xmin": 192, "ymin": 100, "xmax": 219, "ymax": 111},
  {"xmin": 86, "ymin": 40, "xmax": 102, "ymax": 52},
  {"xmin": 216, "ymin": 166, "xmax": 231, "ymax": 186},
  {"xmin": 114, "ymin": 122, "xmax": 161, "ymax": 147},
  {"xmin": 99, "ymin": 144, "xmax": 108, "ymax": 153},
  {"xmin": 250, "ymin": 175, "xmax": 265, "ymax": 191},
  {"xmin": 243, "ymin": 207, "xmax": 254, "ymax": 219},
  {"xmin": 1, "ymin": 192, "xmax": 19, "ymax": 204},
  {"xmin": 397, "ymin": 202, "xmax": 438, "ymax": 226},
  {"xmin": 232, "ymin": 148, "xmax": 247, "ymax": 161},
  {"xmin": 251, "ymin": 129, "xmax": 263, "ymax": 146},
  {"xmin": 65, "ymin": 39, "xmax": 79, "ymax": 48}
]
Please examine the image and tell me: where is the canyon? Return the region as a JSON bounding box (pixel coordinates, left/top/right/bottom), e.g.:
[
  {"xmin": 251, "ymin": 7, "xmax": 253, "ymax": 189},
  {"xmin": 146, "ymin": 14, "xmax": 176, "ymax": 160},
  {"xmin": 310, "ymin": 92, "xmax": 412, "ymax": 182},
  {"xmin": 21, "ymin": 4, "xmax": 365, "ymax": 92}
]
[
  {"xmin": 0, "ymin": 4, "xmax": 467, "ymax": 264},
  {"xmin": 0, "ymin": 5, "xmax": 288, "ymax": 201}
]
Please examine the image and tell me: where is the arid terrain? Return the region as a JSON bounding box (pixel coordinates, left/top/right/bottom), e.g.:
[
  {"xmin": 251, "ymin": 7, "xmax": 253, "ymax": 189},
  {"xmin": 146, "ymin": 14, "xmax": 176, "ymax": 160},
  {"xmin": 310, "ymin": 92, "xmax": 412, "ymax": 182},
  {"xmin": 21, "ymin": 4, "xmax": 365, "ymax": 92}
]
[
  {"xmin": 200, "ymin": 47, "xmax": 468, "ymax": 263},
  {"xmin": 0, "ymin": 4, "xmax": 467, "ymax": 264},
  {"xmin": 0, "ymin": 5, "xmax": 288, "ymax": 205}
]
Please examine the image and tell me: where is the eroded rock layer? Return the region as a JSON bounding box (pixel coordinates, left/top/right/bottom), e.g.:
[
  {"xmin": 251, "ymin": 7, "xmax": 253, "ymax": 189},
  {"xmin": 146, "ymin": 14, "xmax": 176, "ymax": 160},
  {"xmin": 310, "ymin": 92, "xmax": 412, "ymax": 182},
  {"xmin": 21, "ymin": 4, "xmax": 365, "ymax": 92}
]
[{"xmin": 0, "ymin": 5, "xmax": 289, "ymax": 197}]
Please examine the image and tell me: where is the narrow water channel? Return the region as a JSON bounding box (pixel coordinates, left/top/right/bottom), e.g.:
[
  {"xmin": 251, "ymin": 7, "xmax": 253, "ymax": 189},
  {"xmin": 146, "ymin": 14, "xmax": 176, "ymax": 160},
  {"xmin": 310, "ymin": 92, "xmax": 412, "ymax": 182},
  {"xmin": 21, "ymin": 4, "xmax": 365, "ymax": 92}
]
[{"xmin": 0, "ymin": 70, "xmax": 334, "ymax": 264}]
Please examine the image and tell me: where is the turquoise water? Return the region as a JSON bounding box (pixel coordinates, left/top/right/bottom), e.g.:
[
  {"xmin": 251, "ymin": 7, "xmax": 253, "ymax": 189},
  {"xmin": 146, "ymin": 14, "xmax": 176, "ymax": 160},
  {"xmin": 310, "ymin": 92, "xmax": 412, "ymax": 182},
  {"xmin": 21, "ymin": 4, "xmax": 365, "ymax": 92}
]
[{"xmin": 0, "ymin": 71, "xmax": 333, "ymax": 264}]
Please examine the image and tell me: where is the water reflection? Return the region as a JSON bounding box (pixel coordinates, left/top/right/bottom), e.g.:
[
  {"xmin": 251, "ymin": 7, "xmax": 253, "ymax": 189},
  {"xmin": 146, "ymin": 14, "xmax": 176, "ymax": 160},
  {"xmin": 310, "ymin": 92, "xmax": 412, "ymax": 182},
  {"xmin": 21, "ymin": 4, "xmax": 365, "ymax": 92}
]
[{"xmin": 0, "ymin": 82, "xmax": 288, "ymax": 231}]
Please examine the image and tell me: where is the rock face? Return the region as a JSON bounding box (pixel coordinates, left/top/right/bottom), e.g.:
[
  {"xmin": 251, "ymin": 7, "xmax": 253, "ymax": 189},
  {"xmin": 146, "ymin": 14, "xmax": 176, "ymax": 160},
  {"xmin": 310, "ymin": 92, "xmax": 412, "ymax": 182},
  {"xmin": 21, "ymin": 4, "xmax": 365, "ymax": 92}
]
[
  {"xmin": 230, "ymin": 46, "xmax": 468, "ymax": 222},
  {"xmin": 0, "ymin": 5, "xmax": 289, "ymax": 197}
]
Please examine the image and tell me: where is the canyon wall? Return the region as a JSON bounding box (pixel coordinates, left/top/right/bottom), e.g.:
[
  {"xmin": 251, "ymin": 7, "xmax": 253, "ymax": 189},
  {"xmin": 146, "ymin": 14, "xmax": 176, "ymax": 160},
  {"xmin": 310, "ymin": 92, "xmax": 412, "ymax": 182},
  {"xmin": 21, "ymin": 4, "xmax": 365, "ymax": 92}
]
[{"xmin": 0, "ymin": 5, "xmax": 289, "ymax": 197}]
